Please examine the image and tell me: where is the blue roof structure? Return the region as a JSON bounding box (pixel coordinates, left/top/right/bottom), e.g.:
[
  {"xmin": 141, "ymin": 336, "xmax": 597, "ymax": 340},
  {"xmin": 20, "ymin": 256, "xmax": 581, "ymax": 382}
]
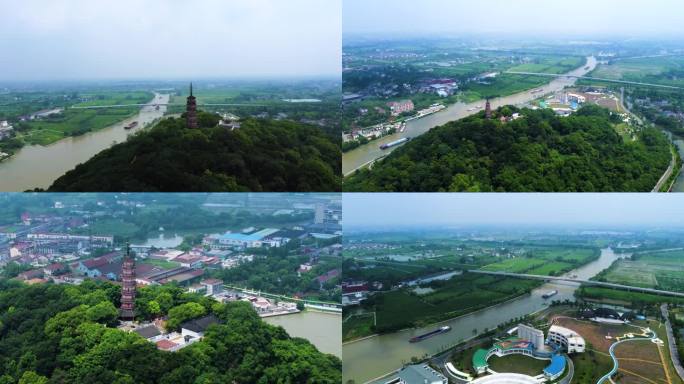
[
  {"xmin": 544, "ymin": 354, "xmax": 565, "ymax": 377},
  {"xmin": 219, "ymin": 228, "xmax": 279, "ymax": 242}
]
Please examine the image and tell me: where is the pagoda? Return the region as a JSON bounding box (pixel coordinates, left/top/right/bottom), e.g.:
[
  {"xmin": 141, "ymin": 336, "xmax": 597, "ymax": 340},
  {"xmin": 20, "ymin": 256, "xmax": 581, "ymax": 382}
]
[
  {"xmin": 119, "ymin": 244, "xmax": 136, "ymax": 320},
  {"xmin": 186, "ymin": 82, "xmax": 198, "ymax": 129},
  {"xmin": 485, "ymin": 99, "xmax": 492, "ymax": 119}
]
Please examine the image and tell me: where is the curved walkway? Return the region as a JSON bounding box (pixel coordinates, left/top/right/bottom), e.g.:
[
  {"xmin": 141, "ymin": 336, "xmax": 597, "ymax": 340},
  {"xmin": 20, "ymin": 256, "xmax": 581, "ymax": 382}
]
[{"xmin": 597, "ymin": 328, "xmax": 657, "ymax": 384}]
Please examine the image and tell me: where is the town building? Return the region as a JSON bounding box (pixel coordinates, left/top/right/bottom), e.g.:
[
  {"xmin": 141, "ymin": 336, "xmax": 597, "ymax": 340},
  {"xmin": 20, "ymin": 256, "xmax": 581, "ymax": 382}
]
[{"xmin": 386, "ymin": 100, "xmax": 414, "ymax": 116}]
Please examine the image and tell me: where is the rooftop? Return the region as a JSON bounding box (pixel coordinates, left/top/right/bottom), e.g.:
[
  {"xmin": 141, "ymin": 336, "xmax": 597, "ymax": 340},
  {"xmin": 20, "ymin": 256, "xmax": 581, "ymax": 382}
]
[
  {"xmin": 543, "ymin": 355, "xmax": 566, "ymax": 376},
  {"xmin": 473, "ymin": 348, "xmax": 489, "ymax": 369},
  {"xmin": 180, "ymin": 314, "xmax": 221, "ymax": 334},
  {"xmin": 219, "ymin": 228, "xmax": 280, "ymax": 242}
]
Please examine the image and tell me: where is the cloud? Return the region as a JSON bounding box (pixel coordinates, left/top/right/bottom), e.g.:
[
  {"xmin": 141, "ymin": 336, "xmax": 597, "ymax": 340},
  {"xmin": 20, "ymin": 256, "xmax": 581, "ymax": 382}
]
[{"xmin": 0, "ymin": 0, "xmax": 341, "ymax": 81}]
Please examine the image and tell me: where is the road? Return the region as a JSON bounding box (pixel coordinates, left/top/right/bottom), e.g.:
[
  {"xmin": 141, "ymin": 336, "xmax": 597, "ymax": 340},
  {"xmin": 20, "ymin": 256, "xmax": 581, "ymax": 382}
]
[
  {"xmin": 470, "ymin": 270, "xmax": 684, "ymax": 298},
  {"xmin": 222, "ymin": 284, "xmax": 341, "ymax": 308},
  {"xmin": 661, "ymin": 304, "xmax": 684, "ymax": 382},
  {"xmin": 505, "ymin": 71, "xmax": 684, "ymax": 90},
  {"xmin": 653, "ymin": 146, "xmax": 676, "ymax": 192}
]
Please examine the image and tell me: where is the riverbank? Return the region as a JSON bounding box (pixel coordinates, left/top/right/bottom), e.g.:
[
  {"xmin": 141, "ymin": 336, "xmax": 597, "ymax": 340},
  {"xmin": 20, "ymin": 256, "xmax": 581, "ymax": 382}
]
[
  {"xmin": 342, "ymin": 56, "xmax": 596, "ymax": 175},
  {"xmin": 0, "ymin": 93, "xmax": 169, "ymax": 191},
  {"xmin": 342, "ymin": 247, "xmax": 620, "ymax": 383}
]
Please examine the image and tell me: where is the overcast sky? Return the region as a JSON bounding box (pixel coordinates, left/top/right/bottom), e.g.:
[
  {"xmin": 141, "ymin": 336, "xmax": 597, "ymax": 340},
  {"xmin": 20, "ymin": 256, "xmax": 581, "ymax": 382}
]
[
  {"xmin": 0, "ymin": 0, "xmax": 340, "ymax": 81},
  {"xmin": 344, "ymin": 193, "xmax": 684, "ymax": 229},
  {"xmin": 344, "ymin": 0, "xmax": 684, "ymax": 38}
]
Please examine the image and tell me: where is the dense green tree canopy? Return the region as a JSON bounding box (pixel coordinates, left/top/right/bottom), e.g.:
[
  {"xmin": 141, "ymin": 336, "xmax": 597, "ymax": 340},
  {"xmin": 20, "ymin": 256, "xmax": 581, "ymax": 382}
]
[
  {"xmin": 344, "ymin": 106, "xmax": 671, "ymax": 192},
  {"xmin": 0, "ymin": 280, "xmax": 341, "ymax": 384},
  {"xmin": 47, "ymin": 112, "xmax": 341, "ymax": 192}
]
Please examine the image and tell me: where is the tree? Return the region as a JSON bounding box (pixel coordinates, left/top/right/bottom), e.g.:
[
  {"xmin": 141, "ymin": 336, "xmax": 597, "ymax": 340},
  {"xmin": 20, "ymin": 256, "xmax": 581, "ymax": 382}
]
[
  {"xmin": 18, "ymin": 372, "xmax": 48, "ymax": 384},
  {"xmin": 85, "ymin": 301, "xmax": 119, "ymax": 326},
  {"xmin": 166, "ymin": 302, "xmax": 207, "ymax": 331}
]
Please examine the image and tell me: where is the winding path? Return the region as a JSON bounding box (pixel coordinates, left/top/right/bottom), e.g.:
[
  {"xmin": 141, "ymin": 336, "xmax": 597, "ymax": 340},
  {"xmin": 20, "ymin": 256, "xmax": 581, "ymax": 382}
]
[{"xmin": 596, "ymin": 329, "xmax": 657, "ymax": 384}]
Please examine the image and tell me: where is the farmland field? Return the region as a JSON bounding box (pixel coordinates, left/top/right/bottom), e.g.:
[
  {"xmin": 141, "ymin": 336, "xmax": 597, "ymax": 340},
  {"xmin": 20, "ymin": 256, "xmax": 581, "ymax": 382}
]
[
  {"xmin": 363, "ymin": 272, "xmax": 540, "ymax": 333},
  {"xmin": 597, "ymin": 249, "xmax": 684, "ymax": 292},
  {"xmin": 585, "ymin": 55, "xmax": 684, "ymax": 87}
]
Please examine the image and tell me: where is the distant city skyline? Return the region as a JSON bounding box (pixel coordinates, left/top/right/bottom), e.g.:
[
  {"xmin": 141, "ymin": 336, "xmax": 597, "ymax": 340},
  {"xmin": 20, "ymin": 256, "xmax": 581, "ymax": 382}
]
[
  {"xmin": 344, "ymin": 0, "xmax": 684, "ymax": 39},
  {"xmin": 0, "ymin": 0, "xmax": 341, "ymax": 81},
  {"xmin": 344, "ymin": 193, "xmax": 684, "ymax": 229}
]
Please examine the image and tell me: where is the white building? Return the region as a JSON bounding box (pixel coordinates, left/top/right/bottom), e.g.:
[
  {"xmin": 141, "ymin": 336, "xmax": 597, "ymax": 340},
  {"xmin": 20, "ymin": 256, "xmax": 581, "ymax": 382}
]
[
  {"xmin": 547, "ymin": 325, "xmax": 585, "ymax": 353},
  {"xmin": 517, "ymin": 324, "xmax": 546, "ymax": 353}
]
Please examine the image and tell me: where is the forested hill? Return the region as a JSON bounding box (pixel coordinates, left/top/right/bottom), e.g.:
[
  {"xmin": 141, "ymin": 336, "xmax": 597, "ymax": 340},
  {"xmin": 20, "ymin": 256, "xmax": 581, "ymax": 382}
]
[
  {"xmin": 46, "ymin": 112, "xmax": 341, "ymax": 192},
  {"xmin": 344, "ymin": 105, "xmax": 671, "ymax": 192},
  {"xmin": 0, "ymin": 279, "xmax": 341, "ymax": 384}
]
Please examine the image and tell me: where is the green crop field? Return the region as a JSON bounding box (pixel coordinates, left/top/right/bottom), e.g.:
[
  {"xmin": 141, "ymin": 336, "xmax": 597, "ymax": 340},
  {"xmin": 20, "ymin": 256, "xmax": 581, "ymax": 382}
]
[
  {"xmin": 585, "ymin": 55, "xmax": 684, "ymax": 87},
  {"xmin": 481, "ymin": 247, "xmax": 597, "ymax": 275},
  {"xmin": 597, "ymin": 250, "xmax": 684, "ymax": 292},
  {"xmin": 363, "ymin": 273, "xmax": 540, "ymax": 333}
]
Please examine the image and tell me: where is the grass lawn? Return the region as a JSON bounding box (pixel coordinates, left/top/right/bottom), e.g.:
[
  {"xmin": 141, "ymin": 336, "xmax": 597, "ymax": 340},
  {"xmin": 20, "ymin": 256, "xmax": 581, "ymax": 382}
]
[{"xmin": 487, "ymin": 354, "xmax": 548, "ymax": 376}]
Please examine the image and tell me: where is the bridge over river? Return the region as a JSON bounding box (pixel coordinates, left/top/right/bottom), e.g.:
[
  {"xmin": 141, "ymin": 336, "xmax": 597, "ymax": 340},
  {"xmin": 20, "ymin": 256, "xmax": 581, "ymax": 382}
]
[
  {"xmin": 505, "ymin": 71, "xmax": 683, "ymax": 90},
  {"xmin": 470, "ymin": 270, "xmax": 684, "ymax": 298}
]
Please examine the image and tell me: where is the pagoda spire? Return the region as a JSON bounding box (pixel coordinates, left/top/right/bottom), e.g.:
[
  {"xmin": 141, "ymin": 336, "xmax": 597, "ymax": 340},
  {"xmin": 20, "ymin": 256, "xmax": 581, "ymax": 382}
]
[{"xmin": 186, "ymin": 82, "xmax": 198, "ymax": 129}]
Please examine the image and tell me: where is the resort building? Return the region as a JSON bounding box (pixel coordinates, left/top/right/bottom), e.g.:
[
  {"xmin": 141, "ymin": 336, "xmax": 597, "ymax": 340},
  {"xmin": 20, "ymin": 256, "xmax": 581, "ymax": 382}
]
[{"xmin": 547, "ymin": 325, "xmax": 586, "ymax": 353}]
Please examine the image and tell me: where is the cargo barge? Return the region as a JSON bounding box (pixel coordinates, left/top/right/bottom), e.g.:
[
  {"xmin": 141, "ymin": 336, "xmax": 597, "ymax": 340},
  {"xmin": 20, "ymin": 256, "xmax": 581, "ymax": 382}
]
[
  {"xmin": 542, "ymin": 290, "xmax": 558, "ymax": 299},
  {"xmin": 409, "ymin": 326, "xmax": 451, "ymax": 343},
  {"xmin": 124, "ymin": 121, "xmax": 138, "ymax": 130},
  {"xmin": 380, "ymin": 137, "xmax": 410, "ymax": 150}
]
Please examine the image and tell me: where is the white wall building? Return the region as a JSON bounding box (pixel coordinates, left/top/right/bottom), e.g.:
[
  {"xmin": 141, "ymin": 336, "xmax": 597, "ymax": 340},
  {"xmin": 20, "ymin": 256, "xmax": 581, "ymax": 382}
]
[{"xmin": 547, "ymin": 325, "xmax": 585, "ymax": 353}]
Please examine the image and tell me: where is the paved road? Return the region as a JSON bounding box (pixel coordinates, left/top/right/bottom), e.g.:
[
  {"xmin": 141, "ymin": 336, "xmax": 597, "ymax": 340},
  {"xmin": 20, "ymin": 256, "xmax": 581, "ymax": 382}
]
[
  {"xmin": 506, "ymin": 71, "xmax": 684, "ymax": 90},
  {"xmin": 470, "ymin": 270, "xmax": 684, "ymax": 298},
  {"xmin": 661, "ymin": 304, "xmax": 684, "ymax": 381}
]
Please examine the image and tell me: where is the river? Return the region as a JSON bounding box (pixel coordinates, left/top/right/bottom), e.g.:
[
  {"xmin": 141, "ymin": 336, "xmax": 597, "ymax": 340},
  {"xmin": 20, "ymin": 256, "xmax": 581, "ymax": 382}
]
[
  {"xmin": 342, "ymin": 56, "xmax": 598, "ymax": 175},
  {"xmin": 342, "ymin": 247, "xmax": 623, "ymax": 383},
  {"xmin": 0, "ymin": 93, "xmax": 170, "ymax": 191},
  {"xmin": 264, "ymin": 310, "xmax": 342, "ymax": 358}
]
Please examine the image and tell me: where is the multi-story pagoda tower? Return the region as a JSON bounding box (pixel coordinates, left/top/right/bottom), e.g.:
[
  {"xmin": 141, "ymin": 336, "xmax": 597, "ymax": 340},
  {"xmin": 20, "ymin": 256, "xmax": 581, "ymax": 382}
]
[
  {"xmin": 119, "ymin": 244, "xmax": 136, "ymax": 321},
  {"xmin": 186, "ymin": 82, "xmax": 198, "ymax": 129},
  {"xmin": 485, "ymin": 99, "xmax": 492, "ymax": 119}
]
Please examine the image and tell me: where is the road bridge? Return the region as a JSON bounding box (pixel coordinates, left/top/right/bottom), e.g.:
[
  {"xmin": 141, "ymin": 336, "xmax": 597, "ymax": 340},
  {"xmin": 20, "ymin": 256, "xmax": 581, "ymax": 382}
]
[
  {"xmin": 505, "ymin": 71, "xmax": 683, "ymax": 90},
  {"xmin": 470, "ymin": 270, "xmax": 684, "ymax": 298}
]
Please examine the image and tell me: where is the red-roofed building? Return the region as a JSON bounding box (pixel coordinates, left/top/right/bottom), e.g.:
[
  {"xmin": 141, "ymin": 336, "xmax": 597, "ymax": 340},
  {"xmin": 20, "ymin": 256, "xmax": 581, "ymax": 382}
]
[
  {"xmin": 43, "ymin": 263, "xmax": 66, "ymax": 277},
  {"xmin": 156, "ymin": 339, "xmax": 178, "ymax": 351},
  {"xmin": 16, "ymin": 269, "xmax": 43, "ymax": 281},
  {"xmin": 316, "ymin": 269, "xmax": 340, "ymax": 287}
]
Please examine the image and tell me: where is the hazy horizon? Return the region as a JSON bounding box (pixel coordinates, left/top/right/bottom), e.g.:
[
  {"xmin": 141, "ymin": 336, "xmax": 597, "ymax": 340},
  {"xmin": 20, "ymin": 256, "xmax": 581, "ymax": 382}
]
[
  {"xmin": 344, "ymin": 0, "xmax": 684, "ymax": 39},
  {"xmin": 0, "ymin": 0, "xmax": 341, "ymax": 81},
  {"xmin": 344, "ymin": 193, "xmax": 684, "ymax": 229}
]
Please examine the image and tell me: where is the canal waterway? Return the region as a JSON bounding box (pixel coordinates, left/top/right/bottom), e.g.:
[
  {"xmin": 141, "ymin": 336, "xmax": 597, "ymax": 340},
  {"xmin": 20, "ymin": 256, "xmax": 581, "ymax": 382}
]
[
  {"xmin": 264, "ymin": 310, "xmax": 342, "ymax": 358},
  {"xmin": 0, "ymin": 93, "xmax": 169, "ymax": 191},
  {"xmin": 342, "ymin": 247, "xmax": 624, "ymax": 383},
  {"xmin": 342, "ymin": 56, "xmax": 598, "ymax": 175}
]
